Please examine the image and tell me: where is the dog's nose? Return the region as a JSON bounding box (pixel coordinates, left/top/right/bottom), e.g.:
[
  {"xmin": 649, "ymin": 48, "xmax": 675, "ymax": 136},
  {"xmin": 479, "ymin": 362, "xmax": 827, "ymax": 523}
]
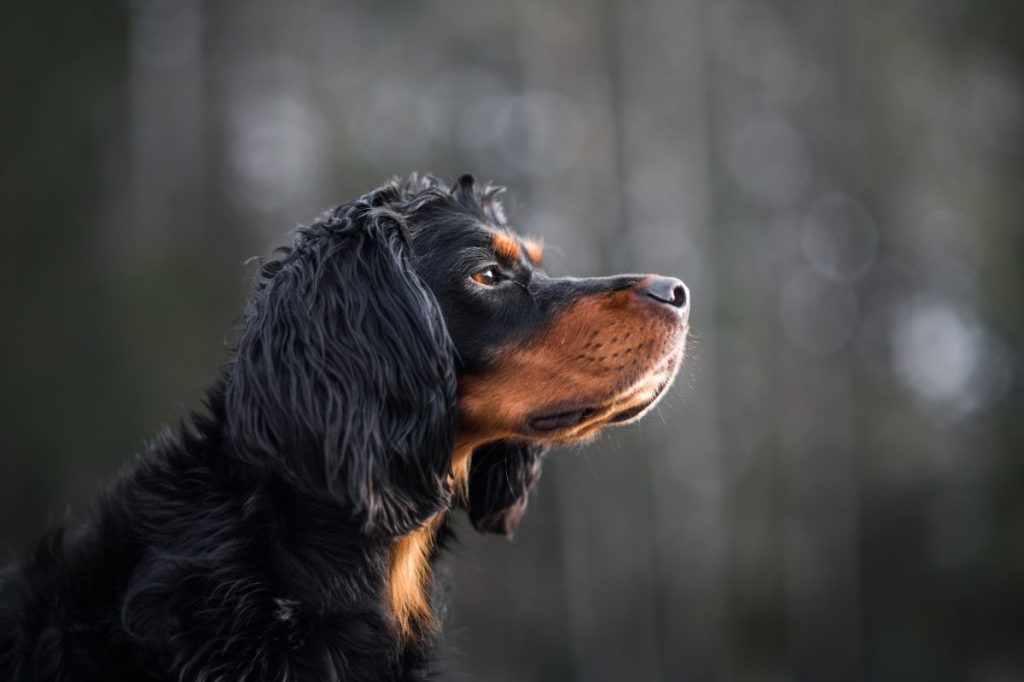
[{"xmin": 640, "ymin": 276, "xmax": 689, "ymax": 313}]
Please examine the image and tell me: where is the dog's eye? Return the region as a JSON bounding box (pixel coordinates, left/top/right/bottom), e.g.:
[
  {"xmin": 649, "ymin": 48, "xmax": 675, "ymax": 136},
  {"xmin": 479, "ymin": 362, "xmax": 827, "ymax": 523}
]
[{"xmin": 471, "ymin": 267, "xmax": 502, "ymax": 286}]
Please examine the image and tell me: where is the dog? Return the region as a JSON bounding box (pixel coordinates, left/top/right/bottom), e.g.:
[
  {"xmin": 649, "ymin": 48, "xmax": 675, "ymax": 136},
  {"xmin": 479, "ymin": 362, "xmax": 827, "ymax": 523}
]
[{"xmin": 0, "ymin": 174, "xmax": 689, "ymax": 681}]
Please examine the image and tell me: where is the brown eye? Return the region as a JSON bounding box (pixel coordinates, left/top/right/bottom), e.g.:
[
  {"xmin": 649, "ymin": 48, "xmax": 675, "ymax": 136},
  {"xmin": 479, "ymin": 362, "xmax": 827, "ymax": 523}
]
[{"xmin": 471, "ymin": 267, "xmax": 500, "ymax": 286}]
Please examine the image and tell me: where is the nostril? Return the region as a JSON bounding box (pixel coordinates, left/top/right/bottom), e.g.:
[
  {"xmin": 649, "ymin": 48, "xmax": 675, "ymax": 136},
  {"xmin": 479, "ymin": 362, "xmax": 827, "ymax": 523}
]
[
  {"xmin": 670, "ymin": 284, "xmax": 688, "ymax": 309},
  {"xmin": 640, "ymin": 276, "xmax": 689, "ymax": 310}
]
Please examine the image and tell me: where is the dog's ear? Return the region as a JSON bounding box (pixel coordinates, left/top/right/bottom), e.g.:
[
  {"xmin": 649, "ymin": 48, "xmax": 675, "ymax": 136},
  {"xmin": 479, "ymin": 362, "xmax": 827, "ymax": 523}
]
[
  {"xmin": 225, "ymin": 189, "xmax": 457, "ymax": 536},
  {"xmin": 466, "ymin": 440, "xmax": 549, "ymax": 538}
]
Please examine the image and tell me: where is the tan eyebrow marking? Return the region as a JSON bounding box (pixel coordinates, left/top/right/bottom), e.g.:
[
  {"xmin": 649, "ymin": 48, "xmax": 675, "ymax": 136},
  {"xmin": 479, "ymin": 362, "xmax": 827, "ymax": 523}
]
[
  {"xmin": 522, "ymin": 237, "xmax": 544, "ymax": 265},
  {"xmin": 491, "ymin": 231, "xmax": 522, "ymax": 263}
]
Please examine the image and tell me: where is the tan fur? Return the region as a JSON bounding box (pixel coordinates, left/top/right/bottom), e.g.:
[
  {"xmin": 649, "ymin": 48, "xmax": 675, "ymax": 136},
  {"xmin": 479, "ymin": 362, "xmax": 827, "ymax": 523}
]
[
  {"xmin": 522, "ymin": 237, "xmax": 544, "ymax": 265},
  {"xmin": 490, "ymin": 231, "xmax": 522, "ymax": 263},
  {"xmin": 386, "ymin": 439, "xmax": 479, "ymax": 642},
  {"xmin": 448, "ymin": 438, "xmax": 477, "ymax": 501},
  {"xmin": 387, "ymin": 513, "xmax": 445, "ymax": 642}
]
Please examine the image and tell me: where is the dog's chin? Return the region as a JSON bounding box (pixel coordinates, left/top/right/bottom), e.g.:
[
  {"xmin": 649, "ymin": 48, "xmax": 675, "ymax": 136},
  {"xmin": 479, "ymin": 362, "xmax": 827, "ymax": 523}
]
[{"xmin": 524, "ymin": 352, "xmax": 682, "ymax": 443}]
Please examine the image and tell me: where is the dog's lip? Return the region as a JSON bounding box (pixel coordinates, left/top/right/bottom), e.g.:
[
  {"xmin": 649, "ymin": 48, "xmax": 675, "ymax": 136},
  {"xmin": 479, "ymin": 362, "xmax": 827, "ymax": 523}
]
[
  {"xmin": 527, "ymin": 377, "xmax": 672, "ymax": 433},
  {"xmin": 528, "ymin": 406, "xmax": 599, "ymax": 432},
  {"xmin": 607, "ymin": 376, "xmax": 672, "ymax": 423},
  {"xmin": 606, "ymin": 402, "xmax": 651, "ymax": 424}
]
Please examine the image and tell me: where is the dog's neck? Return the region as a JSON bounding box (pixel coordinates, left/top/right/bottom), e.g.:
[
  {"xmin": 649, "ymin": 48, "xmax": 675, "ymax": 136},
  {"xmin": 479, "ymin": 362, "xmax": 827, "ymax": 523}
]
[{"xmin": 385, "ymin": 434, "xmax": 481, "ymax": 643}]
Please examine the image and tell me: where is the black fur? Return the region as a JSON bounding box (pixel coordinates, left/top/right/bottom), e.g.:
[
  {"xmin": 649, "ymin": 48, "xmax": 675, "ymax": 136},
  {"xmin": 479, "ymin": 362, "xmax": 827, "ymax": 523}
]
[
  {"xmin": 0, "ymin": 175, "xmax": 554, "ymax": 681},
  {"xmin": 467, "ymin": 441, "xmax": 546, "ymax": 537},
  {"xmin": 225, "ymin": 195, "xmax": 457, "ymax": 536}
]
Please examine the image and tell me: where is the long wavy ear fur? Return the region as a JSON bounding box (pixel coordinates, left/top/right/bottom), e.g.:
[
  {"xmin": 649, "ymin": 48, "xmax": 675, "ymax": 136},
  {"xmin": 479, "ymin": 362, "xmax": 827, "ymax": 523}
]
[
  {"xmin": 225, "ymin": 189, "xmax": 457, "ymax": 535},
  {"xmin": 467, "ymin": 441, "xmax": 548, "ymax": 538}
]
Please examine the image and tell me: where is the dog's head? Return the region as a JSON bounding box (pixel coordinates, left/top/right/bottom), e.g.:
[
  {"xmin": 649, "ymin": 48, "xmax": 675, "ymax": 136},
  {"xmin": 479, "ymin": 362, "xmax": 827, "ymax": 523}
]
[{"xmin": 225, "ymin": 174, "xmax": 689, "ymax": 537}]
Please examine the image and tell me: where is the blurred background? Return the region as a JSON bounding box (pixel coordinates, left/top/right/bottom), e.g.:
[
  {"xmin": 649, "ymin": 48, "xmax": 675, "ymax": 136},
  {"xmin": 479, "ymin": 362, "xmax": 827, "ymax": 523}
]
[{"xmin": 2, "ymin": 0, "xmax": 1023, "ymax": 679}]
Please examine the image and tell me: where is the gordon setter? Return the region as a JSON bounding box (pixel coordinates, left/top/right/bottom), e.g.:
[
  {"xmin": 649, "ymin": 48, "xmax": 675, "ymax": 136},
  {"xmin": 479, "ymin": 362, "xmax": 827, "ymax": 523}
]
[{"xmin": 0, "ymin": 174, "xmax": 690, "ymax": 681}]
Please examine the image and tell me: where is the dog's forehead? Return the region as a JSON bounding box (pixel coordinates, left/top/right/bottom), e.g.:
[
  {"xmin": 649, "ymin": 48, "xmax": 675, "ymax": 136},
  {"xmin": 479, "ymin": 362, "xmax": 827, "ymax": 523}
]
[{"xmin": 414, "ymin": 218, "xmax": 496, "ymax": 252}]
